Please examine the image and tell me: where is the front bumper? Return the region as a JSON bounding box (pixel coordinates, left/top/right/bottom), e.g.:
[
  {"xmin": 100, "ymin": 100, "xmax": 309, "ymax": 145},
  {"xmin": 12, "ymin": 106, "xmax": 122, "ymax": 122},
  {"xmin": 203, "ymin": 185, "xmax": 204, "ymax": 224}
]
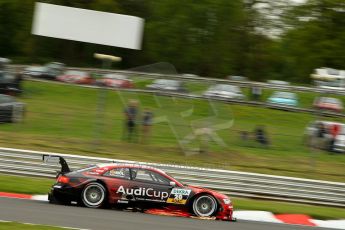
[{"xmin": 216, "ymin": 203, "xmax": 235, "ymax": 221}]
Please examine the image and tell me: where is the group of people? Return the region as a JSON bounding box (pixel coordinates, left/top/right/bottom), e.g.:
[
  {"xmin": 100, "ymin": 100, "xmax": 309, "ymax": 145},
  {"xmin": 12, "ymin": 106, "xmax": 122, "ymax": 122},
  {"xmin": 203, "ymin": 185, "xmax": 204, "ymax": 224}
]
[
  {"xmin": 123, "ymin": 100, "xmax": 153, "ymax": 143},
  {"xmin": 240, "ymin": 126, "xmax": 270, "ymax": 147}
]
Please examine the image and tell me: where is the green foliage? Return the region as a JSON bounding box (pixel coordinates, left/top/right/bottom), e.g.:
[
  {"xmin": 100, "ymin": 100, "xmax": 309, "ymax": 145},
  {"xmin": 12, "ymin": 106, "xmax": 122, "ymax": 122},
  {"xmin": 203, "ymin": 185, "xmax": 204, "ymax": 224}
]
[
  {"xmin": 0, "ymin": 222, "xmax": 71, "ymax": 230},
  {"xmin": 280, "ymin": 0, "xmax": 345, "ymax": 82},
  {"xmin": 0, "ymin": 0, "xmax": 344, "ymax": 82}
]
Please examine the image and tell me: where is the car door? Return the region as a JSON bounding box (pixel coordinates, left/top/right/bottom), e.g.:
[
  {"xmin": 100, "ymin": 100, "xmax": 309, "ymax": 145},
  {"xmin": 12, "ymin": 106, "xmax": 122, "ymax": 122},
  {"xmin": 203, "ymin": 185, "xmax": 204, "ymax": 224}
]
[
  {"xmin": 129, "ymin": 168, "xmax": 173, "ymax": 206},
  {"xmin": 102, "ymin": 167, "xmax": 132, "ymax": 205}
]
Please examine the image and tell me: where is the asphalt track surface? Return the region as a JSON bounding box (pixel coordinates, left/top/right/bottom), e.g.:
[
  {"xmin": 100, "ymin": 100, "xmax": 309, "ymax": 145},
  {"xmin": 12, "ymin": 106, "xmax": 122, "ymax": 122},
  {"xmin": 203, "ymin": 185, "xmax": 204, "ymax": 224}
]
[{"xmin": 0, "ymin": 197, "xmax": 327, "ymax": 230}]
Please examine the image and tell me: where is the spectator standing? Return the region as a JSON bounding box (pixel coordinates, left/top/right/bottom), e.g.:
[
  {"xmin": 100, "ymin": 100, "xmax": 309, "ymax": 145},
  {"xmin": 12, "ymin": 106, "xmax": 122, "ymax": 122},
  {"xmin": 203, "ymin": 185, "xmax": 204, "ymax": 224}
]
[
  {"xmin": 123, "ymin": 100, "xmax": 139, "ymax": 142},
  {"xmin": 251, "ymin": 86, "xmax": 262, "ymax": 101},
  {"xmin": 254, "ymin": 126, "xmax": 269, "ymax": 147},
  {"xmin": 141, "ymin": 108, "xmax": 153, "ymax": 144}
]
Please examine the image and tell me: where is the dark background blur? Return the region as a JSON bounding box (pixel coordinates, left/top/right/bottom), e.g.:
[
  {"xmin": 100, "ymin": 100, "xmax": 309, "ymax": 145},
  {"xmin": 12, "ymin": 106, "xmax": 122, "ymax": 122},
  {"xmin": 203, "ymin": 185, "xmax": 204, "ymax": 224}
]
[{"xmin": 0, "ymin": 0, "xmax": 344, "ymax": 82}]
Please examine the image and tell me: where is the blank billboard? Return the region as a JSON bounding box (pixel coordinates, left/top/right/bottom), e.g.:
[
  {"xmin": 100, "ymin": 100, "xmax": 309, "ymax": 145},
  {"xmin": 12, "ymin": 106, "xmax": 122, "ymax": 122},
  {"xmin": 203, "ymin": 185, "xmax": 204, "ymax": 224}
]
[{"xmin": 32, "ymin": 3, "xmax": 144, "ymax": 50}]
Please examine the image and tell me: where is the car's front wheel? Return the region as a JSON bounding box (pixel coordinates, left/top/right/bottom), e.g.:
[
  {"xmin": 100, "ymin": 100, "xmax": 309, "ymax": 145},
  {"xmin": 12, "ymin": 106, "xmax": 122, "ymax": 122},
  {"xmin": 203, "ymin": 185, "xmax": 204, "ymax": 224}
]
[
  {"xmin": 192, "ymin": 195, "xmax": 217, "ymax": 217},
  {"xmin": 81, "ymin": 182, "xmax": 106, "ymax": 208}
]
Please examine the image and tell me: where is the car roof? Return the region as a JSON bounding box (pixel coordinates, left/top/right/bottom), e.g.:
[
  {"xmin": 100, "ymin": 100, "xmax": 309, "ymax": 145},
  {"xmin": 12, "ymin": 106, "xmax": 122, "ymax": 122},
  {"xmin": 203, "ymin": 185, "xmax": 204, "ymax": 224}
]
[
  {"xmin": 103, "ymin": 74, "xmax": 127, "ymax": 79},
  {"xmin": 318, "ymin": 97, "xmax": 341, "ymax": 103},
  {"xmin": 93, "ymin": 163, "xmax": 183, "ymax": 186},
  {"xmin": 65, "ymin": 70, "xmax": 87, "ymax": 75},
  {"xmin": 272, "ymin": 91, "xmax": 296, "ymax": 98},
  {"xmin": 97, "ymin": 163, "xmax": 166, "ymax": 173},
  {"xmin": 210, "ymin": 84, "xmax": 240, "ymax": 91},
  {"xmin": 154, "ymin": 79, "xmax": 180, "ymax": 83}
]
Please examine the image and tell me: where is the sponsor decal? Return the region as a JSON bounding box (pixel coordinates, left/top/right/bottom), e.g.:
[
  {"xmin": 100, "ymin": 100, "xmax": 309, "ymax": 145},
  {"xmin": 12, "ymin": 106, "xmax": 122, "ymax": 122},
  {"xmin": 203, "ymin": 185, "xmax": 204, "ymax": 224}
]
[
  {"xmin": 166, "ymin": 188, "xmax": 191, "ymax": 205},
  {"xmin": 117, "ymin": 200, "xmax": 129, "ymax": 204},
  {"xmin": 116, "ymin": 185, "xmax": 169, "ymax": 200}
]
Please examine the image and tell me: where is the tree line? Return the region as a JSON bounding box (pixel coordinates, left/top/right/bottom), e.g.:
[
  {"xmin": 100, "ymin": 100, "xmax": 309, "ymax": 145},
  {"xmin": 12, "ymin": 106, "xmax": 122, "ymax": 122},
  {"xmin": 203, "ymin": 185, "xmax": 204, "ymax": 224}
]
[{"xmin": 0, "ymin": 0, "xmax": 344, "ymax": 82}]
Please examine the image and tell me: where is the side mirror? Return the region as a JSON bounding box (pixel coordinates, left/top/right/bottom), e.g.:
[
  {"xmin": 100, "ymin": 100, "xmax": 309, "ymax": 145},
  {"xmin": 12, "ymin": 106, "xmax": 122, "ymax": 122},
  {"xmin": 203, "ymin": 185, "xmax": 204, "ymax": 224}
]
[{"xmin": 169, "ymin": 181, "xmax": 176, "ymax": 187}]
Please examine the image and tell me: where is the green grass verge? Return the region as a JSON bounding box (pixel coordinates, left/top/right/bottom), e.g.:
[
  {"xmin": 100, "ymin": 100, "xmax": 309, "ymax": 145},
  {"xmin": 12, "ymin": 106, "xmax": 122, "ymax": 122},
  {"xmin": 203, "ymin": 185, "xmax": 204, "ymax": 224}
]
[
  {"xmin": 233, "ymin": 198, "xmax": 345, "ymax": 220},
  {"xmin": 0, "ymin": 222, "xmax": 71, "ymax": 230},
  {"xmin": 0, "ymin": 174, "xmax": 54, "ymax": 195},
  {"xmin": 0, "ymin": 174, "xmax": 343, "ymax": 220},
  {"xmin": 0, "ymin": 80, "xmax": 344, "ymax": 181}
]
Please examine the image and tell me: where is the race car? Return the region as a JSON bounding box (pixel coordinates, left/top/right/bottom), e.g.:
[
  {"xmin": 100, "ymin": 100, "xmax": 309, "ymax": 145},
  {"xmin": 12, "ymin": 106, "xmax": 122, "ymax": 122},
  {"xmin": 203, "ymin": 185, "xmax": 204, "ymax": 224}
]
[
  {"xmin": 56, "ymin": 71, "xmax": 94, "ymax": 85},
  {"xmin": 97, "ymin": 74, "xmax": 134, "ymax": 88},
  {"xmin": 44, "ymin": 155, "xmax": 234, "ymax": 221}
]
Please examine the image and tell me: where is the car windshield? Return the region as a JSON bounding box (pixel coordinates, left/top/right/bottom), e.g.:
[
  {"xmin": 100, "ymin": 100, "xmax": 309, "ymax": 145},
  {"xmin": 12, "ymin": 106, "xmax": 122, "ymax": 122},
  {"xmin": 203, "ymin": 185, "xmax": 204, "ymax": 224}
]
[
  {"xmin": 320, "ymin": 97, "xmax": 341, "ymax": 104},
  {"xmin": 272, "ymin": 92, "xmax": 295, "ymax": 99},
  {"xmin": 104, "ymin": 74, "xmax": 127, "ymax": 80},
  {"xmin": 65, "ymin": 71, "xmax": 87, "ymax": 76},
  {"xmin": 210, "ymin": 84, "xmax": 239, "ymax": 92},
  {"xmin": 229, "ymin": 76, "xmax": 247, "ymax": 81},
  {"xmin": 154, "ymin": 79, "xmax": 180, "ymax": 86},
  {"xmin": 164, "ymin": 172, "xmax": 183, "ymax": 186},
  {"xmin": 131, "ymin": 168, "xmax": 183, "ymax": 186},
  {"xmin": 45, "ymin": 63, "xmax": 63, "ymax": 69},
  {"xmin": 268, "ymin": 80, "xmax": 290, "ymax": 85},
  {"xmin": 27, "ymin": 66, "xmax": 46, "ymax": 71}
]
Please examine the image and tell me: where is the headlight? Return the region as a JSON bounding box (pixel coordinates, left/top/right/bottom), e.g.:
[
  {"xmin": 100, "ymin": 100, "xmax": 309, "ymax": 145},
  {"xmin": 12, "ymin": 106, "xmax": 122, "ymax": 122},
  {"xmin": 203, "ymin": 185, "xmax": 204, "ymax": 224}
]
[{"xmin": 223, "ymin": 198, "xmax": 231, "ymax": 204}]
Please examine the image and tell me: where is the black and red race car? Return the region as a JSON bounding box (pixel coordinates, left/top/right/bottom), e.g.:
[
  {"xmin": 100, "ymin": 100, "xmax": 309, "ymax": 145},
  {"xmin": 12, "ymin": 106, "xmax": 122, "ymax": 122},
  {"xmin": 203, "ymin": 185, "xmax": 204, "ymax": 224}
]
[{"xmin": 44, "ymin": 155, "xmax": 235, "ymax": 221}]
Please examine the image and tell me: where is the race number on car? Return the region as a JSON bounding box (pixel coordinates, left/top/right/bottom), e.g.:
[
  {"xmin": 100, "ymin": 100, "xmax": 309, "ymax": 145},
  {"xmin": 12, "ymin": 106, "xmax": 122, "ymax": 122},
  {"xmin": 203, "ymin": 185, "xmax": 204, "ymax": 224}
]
[{"xmin": 167, "ymin": 188, "xmax": 191, "ymax": 204}]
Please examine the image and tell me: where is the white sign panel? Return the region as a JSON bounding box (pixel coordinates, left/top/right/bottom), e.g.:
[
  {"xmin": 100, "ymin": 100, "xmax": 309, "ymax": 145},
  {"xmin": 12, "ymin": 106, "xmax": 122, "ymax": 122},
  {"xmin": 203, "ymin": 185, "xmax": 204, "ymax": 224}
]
[{"xmin": 32, "ymin": 2, "xmax": 144, "ymax": 50}]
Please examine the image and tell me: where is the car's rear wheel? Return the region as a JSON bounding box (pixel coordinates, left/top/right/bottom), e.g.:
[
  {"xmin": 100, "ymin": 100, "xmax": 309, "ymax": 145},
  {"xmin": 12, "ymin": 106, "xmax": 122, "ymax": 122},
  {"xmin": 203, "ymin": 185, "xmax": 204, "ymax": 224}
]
[
  {"xmin": 192, "ymin": 195, "xmax": 217, "ymax": 217},
  {"xmin": 82, "ymin": 182, "xmax": 106, "ymax": 208}
]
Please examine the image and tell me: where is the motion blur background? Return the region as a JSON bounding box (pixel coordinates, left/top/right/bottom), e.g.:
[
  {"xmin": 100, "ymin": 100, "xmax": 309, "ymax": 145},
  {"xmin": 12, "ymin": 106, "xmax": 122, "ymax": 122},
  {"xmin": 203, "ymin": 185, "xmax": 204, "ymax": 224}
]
[
  {"xmin": 0, "ymin": 1, "xmax": 344, "ymax": 182},
  {"xmin": 1, "ymin": 1, "xmax": 345, "ymax": 227},
  {"xmin": 1, "ymin": 0, "xmax": 344, "ymax": 82}
]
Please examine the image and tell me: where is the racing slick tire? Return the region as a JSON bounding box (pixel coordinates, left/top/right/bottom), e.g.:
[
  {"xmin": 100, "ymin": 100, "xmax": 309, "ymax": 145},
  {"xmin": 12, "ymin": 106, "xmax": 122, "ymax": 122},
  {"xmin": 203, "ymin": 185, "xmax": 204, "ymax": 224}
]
[
  {"xmin": 81, "ymin": 182, "xmax": 107, "ymax": 208},
  {"xmin": 192, "ymin": 194, "xmax": 218, "ymax": 217}
]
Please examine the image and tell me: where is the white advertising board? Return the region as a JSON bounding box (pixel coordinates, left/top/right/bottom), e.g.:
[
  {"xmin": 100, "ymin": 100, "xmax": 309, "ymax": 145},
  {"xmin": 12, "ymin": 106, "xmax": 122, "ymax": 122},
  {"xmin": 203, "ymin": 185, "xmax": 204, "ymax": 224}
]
[{"xmin": 32, "ymin": 2, "xmax": 144, "ymax": 50}]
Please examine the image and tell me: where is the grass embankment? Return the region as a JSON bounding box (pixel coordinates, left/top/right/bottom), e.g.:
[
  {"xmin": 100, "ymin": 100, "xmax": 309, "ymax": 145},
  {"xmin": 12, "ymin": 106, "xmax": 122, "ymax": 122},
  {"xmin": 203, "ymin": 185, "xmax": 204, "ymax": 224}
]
[
  {"xmin": 0, "ymin": 174, "xmax": 344, "ymax": 220},
  {"xmin": 0, "ymin": 81, "xmax": 344, "ymax": 181}
]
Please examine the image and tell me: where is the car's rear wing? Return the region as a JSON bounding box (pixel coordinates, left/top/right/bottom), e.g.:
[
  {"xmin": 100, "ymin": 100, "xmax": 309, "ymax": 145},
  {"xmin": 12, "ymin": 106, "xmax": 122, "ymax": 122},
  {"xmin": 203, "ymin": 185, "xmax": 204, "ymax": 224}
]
[{"xmin": 42, "ymin": 155, "xmax": 71, "ymax": 175}]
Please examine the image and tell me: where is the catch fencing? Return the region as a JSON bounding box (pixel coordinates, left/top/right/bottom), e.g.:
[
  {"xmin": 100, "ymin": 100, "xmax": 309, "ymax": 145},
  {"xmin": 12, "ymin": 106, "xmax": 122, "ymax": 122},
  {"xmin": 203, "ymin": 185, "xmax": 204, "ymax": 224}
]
[
  {"xmin": 10, "ymin": 64, "xmax": 345, "ymax": 118},
  {"xmin": 25, "ymin": 77, "xmax": 345, "ymax": 118},
  {"xmin": 11, "ymin": 64, "xmax": 345, "ymax": 95},
  {"xmin": 0, "ymin": 147, "xmax": 344, "ymax": 208},
  {"xmin": 10, "ymin": 64, "xmax": 345, "ymax": 96}
]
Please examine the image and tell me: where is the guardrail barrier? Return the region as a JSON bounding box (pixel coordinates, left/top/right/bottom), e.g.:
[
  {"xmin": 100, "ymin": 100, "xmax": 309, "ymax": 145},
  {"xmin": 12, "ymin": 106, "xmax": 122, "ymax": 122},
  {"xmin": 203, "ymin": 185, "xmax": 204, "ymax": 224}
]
[{"xmin": 1, "ymin": 147, "xmax": 344, "ymax": 207}]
